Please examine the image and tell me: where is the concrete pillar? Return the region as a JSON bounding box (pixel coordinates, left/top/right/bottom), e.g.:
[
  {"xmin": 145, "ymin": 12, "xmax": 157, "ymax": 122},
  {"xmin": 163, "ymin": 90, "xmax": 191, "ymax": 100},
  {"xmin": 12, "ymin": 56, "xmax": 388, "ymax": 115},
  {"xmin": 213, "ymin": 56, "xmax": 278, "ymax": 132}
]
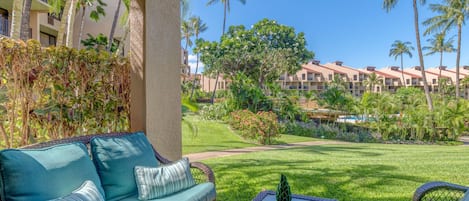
[{"xmin": 130, "ymin": 0, "xmax": 181, "ymax": 160}]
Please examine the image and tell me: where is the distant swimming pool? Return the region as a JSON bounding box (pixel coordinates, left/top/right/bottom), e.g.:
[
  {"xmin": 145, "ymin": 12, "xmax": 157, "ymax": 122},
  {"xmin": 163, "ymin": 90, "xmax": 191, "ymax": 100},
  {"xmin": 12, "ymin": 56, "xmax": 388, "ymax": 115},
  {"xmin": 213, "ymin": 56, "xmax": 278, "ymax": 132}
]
[{"xmin": 336, "ymin": 115, "xmax": 372, "ymax": 123}]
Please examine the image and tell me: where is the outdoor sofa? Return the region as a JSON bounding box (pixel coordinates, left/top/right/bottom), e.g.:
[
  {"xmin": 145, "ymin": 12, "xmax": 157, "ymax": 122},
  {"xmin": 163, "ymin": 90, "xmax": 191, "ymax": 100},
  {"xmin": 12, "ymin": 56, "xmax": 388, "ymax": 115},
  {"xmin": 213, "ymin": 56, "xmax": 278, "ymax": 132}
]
[
  {"xmin": 414, "ymin": 181, "xmax": 469, "ymax": 201},
  {"xmin": 0, "ymin": 132, "xmax": 216, "ymax": 201}
]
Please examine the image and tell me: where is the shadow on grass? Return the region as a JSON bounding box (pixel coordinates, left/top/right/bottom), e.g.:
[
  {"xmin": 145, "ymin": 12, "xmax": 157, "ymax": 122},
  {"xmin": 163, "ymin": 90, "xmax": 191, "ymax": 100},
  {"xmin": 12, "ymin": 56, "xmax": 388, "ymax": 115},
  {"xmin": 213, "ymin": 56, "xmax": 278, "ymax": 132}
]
[{"xmin": 207, "ymin": 146, "xmax": 427, "ymax": 201}]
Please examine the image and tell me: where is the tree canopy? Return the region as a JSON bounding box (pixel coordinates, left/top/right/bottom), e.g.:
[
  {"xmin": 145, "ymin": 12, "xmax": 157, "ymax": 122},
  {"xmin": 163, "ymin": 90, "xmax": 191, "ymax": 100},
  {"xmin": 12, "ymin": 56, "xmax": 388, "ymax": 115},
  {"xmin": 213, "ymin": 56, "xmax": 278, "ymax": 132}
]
[{"xmin": 195, "ymin": 18, "xmax": 314, "ymax": 88}]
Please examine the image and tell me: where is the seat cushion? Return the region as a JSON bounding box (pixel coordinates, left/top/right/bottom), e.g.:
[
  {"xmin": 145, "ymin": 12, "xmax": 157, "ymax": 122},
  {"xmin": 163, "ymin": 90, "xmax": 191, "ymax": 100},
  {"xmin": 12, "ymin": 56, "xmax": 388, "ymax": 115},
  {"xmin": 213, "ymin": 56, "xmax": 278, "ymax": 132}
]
[
  {"xmin": 0, "ymin": 143, "xmax": 104, "ymax": 201},
  {"xmin": 90, "ymin": 132, "xmax": 159, "ymax": 201},
  {"xmin": 134, "ymin": 157, "xmax": 196, "ymax": 200},
  {"xmin": 119, "ymin": 182, "xmax": 216, "ymax": 201}
]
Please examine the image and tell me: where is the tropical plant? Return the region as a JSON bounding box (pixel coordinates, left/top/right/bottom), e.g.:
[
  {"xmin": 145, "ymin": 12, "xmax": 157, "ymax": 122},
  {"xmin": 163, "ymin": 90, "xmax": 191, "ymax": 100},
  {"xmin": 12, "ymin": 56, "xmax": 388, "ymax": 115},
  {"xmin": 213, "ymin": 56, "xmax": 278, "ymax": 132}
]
[
  {"xmin": 363, "ymin": 72, "xmax": 382, "ymax": 92},
  {"xmin": 389, "ymin": 40, "xmax": 414, "ymax": 88},
  {"xmin": 206, "ymin": 0, "xmax": 247, "ymax": 104},
  {"xmin": 181, "ymin": 20, "xmax": 194, "ymax": 51},
  {"xmin": 423, "ymin": 0, "xmax": 469, "ymax": 99},
  {"xmin": 0, "ymin": 38, "xmax": 130, "ymax": 148},
  {"xmin": 196, "ymin": 19, "xmax": 314, "ymax": 89},
  {"xmin": 81, "ymin": 33, "xmax": 117, "ymax": 52},
  {"xmin": 383, "ymin": 0, "xmax": 434, "ymax": 111},
  {"xmin": 189, "ymin": 16, "xmax": 208, "ymax": 101},
  {"xmin": 77, "ymin": 0, "xmax": 107, "ymax": 49},
  {"xmin": 226, "ymin": 73, "xmax": 272, "ymax": 113},
  {"xmin": 423, "ymin": 33, "xmax": 455, "ymax": 71},
  {"xmin": 229, "ymin": 110, "xmax": 280, "ymax": 144}
]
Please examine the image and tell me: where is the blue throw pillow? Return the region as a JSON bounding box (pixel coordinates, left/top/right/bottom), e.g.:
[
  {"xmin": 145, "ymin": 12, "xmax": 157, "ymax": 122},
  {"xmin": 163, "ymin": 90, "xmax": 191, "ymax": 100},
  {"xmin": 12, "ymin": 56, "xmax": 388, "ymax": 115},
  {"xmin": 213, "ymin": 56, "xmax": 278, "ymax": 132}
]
[
  {"xmin": 134, "ymin": 157, "xmax": 196, "ymax": 200},
  {"xmin": 90, "ymin": 132, "xmax": 159, "ymax": 201},
  {"xmin": 49, "ymin": 180, "xmax": 105, "ymax": 201},
  {"xmin": 0, "ymin": 143, "xmax": 104, "ymax": 201}
]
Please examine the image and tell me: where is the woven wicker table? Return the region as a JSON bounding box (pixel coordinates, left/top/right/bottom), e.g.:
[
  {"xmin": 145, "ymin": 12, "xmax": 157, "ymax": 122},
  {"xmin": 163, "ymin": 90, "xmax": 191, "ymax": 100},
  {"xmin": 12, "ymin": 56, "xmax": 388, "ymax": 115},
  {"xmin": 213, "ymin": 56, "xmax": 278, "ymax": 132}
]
[{"xmin": 252, "ymin": 190, "xmax": 338, "ymax": 201}]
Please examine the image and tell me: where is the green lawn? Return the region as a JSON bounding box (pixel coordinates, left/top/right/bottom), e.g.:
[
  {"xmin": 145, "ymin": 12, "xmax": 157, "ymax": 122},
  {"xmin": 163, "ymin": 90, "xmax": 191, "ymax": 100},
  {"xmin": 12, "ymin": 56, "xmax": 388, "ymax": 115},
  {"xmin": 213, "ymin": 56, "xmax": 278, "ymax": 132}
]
[
  {"xmin": 182, "ymin": 114, "xmax": 318, "ymax": 154},
  {"xmin": 202, "ymin": 143, "xmax": 469, "ymax": 201}
]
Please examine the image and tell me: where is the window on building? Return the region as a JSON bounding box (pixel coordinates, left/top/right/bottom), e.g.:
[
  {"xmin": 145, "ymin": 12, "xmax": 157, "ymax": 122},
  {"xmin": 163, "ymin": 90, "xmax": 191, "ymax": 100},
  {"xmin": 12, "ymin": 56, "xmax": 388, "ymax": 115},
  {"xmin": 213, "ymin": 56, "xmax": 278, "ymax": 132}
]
[
  {"xmin": 406, "ymin": 79, "xmax": 410, "ymax": 85},
  {"xmin": 40, "ymin": 32, "xmax": 57, "ymax": 47},
  {"xmin": 432, "ymin": 79, "xmax": 436, "ymax": 84},
  {"xmin": 353, "ymin": 75, "xmax": 357, "ymax": 81},
  {"xmin": 302, "ymin": 73, "xmax": 305, "ymax": 80},
  {"xmin": 328, "ymin": 74, "xmax": 332, "ymax": 81},
  {"xmin": 0, "ymin": 9, "xmax": 8, "ymax": 37}
]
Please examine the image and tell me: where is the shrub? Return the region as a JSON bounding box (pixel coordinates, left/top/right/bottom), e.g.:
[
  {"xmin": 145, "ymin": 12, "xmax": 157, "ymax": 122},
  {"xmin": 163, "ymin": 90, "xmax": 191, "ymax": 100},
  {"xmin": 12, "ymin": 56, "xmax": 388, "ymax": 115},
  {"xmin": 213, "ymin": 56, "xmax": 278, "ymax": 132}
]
[
  {"xmin": 200, "ymin": 103, "xmax": 230, "ymax": 120},
  {"xmin": 229, "ymin": 110, "xmax": 280, "ymax": 145},
  {"xmin": 0, "ymin": 39, "xmax": 129, "ymax": 148}
]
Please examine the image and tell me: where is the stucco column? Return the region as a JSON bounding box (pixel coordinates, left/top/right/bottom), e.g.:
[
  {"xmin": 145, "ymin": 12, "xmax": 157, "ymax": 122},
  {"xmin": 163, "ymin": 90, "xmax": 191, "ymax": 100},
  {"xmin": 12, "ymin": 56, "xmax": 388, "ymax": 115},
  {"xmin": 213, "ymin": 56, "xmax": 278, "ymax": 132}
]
[{"xmin": 130, "ymin": 0, "xmax": 182, "ymax": 160}]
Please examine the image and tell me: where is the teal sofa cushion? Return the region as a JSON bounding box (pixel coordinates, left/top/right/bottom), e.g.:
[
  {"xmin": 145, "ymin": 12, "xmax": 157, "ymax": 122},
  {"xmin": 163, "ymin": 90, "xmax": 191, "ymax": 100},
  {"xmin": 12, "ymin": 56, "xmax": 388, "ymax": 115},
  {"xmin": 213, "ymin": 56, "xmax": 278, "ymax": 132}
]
[
  {"xmin": 49, "ymin": 180, "xmax": 105, "ymax": 201},
  {"xmin": 91, "ymin": 132, "xmax": 159, "ymax": 201},
  {"xmin": 135, "ymin": 157, "xmax": 196, "ymax": 200},
  {"xmin": 119, "ymin": 182, "xmax": 216, "ymax": 201},
  {"xmin": 0, "ymin": 143, "xmax": 103, "ymax": 201}
]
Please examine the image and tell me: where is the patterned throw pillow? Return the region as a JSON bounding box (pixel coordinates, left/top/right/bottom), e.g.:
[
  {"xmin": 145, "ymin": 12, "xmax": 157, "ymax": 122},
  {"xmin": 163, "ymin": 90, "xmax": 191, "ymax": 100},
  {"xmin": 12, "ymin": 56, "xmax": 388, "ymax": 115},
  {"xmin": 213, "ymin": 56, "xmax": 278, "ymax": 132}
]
[
  {"xmin": 134, "ymin": 157, "xmax": 196, "ymax": 200},
  {"xmin": 49, "ymin": 180, "xmax": 105, "ymax": 201}
]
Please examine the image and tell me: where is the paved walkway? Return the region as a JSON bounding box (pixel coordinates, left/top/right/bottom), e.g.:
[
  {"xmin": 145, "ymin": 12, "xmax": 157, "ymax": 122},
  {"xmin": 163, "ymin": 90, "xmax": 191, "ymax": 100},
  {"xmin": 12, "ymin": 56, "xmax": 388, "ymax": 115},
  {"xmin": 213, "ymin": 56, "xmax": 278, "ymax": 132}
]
[
  {"xmin": 459, "ymin": 136, "xmax": 469, "ymax": 145},
  {"xmin": 184, "ymin": 140, "xmax": 349, "ymax": 162}
]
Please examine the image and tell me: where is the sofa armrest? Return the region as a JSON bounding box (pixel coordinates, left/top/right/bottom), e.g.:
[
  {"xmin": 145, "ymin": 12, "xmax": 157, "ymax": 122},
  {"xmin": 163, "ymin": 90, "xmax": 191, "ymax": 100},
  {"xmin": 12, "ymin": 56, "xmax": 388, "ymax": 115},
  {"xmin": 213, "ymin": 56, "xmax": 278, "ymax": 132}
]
[
  {"xmin": 190, "ymin": 162, "xmax": 215, "ymax": 185},
  {"xmin": 413, "ymin": 181, "xmax": 469, "ymax": 201}
]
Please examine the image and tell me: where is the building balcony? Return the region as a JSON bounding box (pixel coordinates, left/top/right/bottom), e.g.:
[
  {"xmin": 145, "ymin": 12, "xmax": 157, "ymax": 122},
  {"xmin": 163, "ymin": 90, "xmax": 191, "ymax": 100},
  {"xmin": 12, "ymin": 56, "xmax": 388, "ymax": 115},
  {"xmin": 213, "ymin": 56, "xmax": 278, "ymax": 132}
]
[{"xmin": 0, "ymin": 0, "xmax": 50, "ymax": 12}]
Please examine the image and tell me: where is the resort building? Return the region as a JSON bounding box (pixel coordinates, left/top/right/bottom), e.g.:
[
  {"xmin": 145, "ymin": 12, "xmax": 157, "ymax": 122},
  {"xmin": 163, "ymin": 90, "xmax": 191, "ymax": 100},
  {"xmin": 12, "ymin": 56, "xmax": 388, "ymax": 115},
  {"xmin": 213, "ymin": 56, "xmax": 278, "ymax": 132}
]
[
  {"xmin": 323, "ymin": 61, "xmax": 368, "ymax": 97},
  {"xmin": 359, "ymin": 66, "xmax": 401, "ymax": 93},
  {"xmin": 0, "ymin": 0, "xmax": 127, "ymax": 50},
  {"xmin": 199, "ymin": 61, "xmax": 469, "ymax": 99}
]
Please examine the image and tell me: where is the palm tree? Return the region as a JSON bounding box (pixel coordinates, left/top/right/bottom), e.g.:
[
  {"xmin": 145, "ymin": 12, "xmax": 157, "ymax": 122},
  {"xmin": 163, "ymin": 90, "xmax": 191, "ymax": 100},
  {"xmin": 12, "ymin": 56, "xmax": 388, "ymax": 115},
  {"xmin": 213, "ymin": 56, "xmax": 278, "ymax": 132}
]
[
  {"xmin": 9, "ymin": 0, "xmax": 24, "ymax": 39},
  {"xmin": 189, "ymin": 16, "xmax": 208, "ymax": 100},
  {"xmin": 20, "ymin": 0, "xmax": 32, "ymax": 40},
  {"xmin": 364, "ymin": 73, "xmax": 383, "ymax": 92},
  {"xmin": 383, "ymin": 0, "xmax": 434, "ymax": 111},
  {"xmin": 206, "ymin": 0, "xmax": 247, "ymax": 104},
  {"xmin": 389, "ymin": 40, "xmax": 414, "ymax": 88},
  {"xmin": 423, "ymin": 32, "xmax": 455, "ymax": 94},
  {"xmin": 206, "ymin": 0, "xmax": 246, "ymax": 35},
  {"xmin": 423, "ymin": 0, "xmax": 469, "ymax": 99},
  {"xmin": 181, "ymin": 20, "xmax": 194, "ymax": 51}
]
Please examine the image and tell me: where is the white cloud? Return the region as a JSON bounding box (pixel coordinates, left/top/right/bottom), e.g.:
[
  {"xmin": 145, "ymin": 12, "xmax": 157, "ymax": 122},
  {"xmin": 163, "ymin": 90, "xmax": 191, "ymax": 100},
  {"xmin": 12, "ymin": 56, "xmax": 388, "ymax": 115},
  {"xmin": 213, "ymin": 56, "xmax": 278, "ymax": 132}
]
[
  {"xmin": 188, "ymin": 54, "xmax": 197, "ymax": 62},
  {"xmin": 188, "ymin": 62, "xmax": 204, "ymax": 74},
  {"xmin": 188, "ymin": 54, "xmax": 204, "ymax": 73}
]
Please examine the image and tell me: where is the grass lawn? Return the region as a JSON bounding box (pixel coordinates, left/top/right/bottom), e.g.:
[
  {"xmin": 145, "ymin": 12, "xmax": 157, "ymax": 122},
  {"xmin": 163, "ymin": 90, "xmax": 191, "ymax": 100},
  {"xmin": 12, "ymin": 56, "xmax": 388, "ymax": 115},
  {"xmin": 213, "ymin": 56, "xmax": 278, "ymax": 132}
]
[
  {"xmin": 202, "ymin": 143, "xmax": 469, "ymax": 201},
  {"xmin": 182, "ymin": 114, "xmax": 318, "ymax": 154}
]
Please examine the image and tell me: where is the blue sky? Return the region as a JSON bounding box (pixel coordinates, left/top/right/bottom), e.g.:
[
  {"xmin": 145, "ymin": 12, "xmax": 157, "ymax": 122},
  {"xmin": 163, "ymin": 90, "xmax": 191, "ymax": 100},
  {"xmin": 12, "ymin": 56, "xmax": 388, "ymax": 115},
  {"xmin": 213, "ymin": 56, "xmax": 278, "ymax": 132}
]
[{"xmin": 185, "ymin": 0, "xmax": 469, "ymax": 72}]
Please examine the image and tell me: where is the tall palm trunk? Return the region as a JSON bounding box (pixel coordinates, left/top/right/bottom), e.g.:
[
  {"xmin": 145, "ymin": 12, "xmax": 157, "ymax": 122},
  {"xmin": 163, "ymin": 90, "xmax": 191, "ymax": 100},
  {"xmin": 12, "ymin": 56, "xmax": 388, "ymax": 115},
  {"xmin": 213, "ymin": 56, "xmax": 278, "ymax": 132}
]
[
  {"xmin": 413, "ymin": 0, "xmax": 433, "ymax": 111},
  {"xmin": 57, "ymin": 0, "xmax": 74, "ymax": 46},
  {"xmin": 439, "ymin": 50, "xmax": 442, "ymax": 95},
  {"xmin": 190, "ymin": 51, "xmax": 200, "ymax": 100},
  {"xmin": 20, "ymin": 0, "xmax": 32, "ymax": 41},
  {"xmin": 210, "ymin": 1, "xmax": 228, "ymax": 104},
  {"xmin": 65, "ymin": 0, "xmax": 77, "ymax": 47},
  {"xmin": 455, "ymin": 23, "xmax": 461, "ymax": 99},
  {"xmin": 10, "ymin": 0, "xmax": 24, "ymax": 39},
  {"xmin": 108, "ymin": 0, "xmax": 123, "ymax": 52},
  {"xmin": 400, "ymin": 54, "xmax": 405, "ymax": 87},
  {"xmin": 78, "ymin": 7, "xmax": 87, "ymax": 49}
]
